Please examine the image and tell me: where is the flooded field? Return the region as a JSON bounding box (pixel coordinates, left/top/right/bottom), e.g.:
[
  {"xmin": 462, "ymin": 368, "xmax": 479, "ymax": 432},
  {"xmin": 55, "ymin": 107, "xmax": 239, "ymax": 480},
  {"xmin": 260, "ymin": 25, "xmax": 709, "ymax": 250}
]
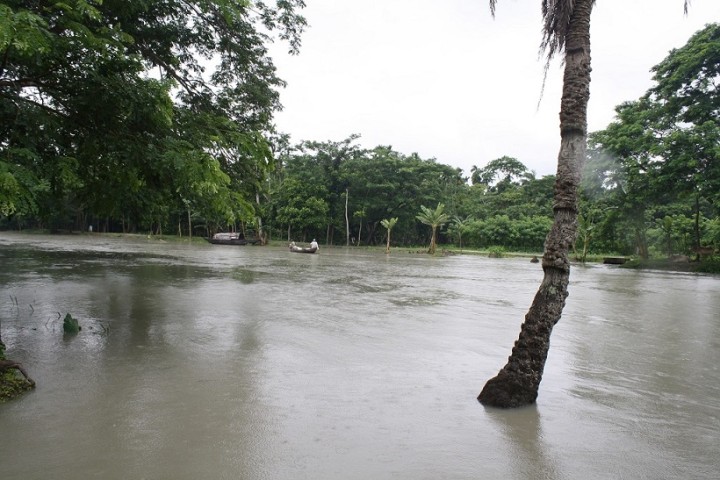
[{"xmin": 1, "ymin": 233, "xmax": 719, "ymax": 479}]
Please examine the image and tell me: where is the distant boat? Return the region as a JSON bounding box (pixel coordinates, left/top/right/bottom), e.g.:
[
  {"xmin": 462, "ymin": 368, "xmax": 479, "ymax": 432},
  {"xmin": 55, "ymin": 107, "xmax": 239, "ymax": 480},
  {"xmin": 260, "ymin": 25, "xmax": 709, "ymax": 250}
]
[
  {"xmin": 603, "ymin": 257, "xmax": 628, "ymax": 265},
  {"xmin": 289, "ymin": 242, "xmax": 317, "ymax": 254},
  {"xmin": 206, "ymin": 232, "xmax": 260, "ymax": 246}
]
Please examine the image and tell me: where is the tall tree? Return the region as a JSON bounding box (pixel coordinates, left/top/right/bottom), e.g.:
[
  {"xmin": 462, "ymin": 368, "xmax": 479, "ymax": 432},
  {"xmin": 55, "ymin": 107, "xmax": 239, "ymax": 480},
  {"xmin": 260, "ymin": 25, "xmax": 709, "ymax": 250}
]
[
  {"xmin": 645, "ymin": 23, "xmax": 720, "ymax": 253},
  {"xmin": 479, "ymin": 0, "xmax": 695, "ymax": 408},
  {"xmin": 0, "ymin": 0, "xmax": 306, "ymax": 231},
  {"xmin": 587, "ymin": 23, "xmax": 719, "ymax": 259},
  {"xmin": 472, "ymin": 156, "xmax": 532, "ymax": 192},
  {"xmin": 478, "ymin": 0, "xmax": 595, "ymax": 408},
  {"xmin": 294, "ymin": 135, "xmax": 364, "ymax": 244}
]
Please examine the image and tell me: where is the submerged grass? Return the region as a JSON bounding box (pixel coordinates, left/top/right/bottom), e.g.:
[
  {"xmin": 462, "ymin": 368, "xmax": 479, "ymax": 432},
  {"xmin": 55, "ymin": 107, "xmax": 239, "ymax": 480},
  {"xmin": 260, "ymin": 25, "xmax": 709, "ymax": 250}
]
[
  {"xmin": 0, "ymin": 351, "xmax": 35, "ymax": 402},
  {"xmin": 0, "ymin": 370, "xmax": 33, "ymax": 402}
]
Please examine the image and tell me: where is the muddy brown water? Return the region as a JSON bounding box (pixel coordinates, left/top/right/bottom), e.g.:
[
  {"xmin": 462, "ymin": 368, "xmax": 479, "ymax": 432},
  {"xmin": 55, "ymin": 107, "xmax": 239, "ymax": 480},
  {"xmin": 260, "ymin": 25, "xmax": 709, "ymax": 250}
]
[{"xmin": 1, "ymin": 233, "xmax": 719, "ymax": 479}]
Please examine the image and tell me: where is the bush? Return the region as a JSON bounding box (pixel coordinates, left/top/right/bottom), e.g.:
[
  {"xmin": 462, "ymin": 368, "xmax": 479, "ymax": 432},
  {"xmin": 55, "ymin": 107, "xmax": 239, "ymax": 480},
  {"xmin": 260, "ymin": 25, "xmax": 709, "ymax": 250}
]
[{"xmin": 488, "ymin": 246, "xmax": 506, "ymax": 258}]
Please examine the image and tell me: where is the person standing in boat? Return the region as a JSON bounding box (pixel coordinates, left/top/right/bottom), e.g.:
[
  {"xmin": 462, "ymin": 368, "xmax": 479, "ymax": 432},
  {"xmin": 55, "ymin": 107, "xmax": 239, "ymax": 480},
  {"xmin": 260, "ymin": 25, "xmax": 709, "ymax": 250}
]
[{"xmin": 310, "ymin": 239, "xmax": 319, "ymax": 250}]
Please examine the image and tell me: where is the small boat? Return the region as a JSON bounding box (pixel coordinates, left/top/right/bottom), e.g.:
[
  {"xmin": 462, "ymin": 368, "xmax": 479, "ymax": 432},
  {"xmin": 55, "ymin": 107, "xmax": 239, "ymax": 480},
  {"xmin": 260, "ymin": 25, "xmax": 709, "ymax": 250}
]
[
  {"xmin": 603, "ymin": 257, "xmax": 628, "ymax": 265},
  {"xmin": 206, "ymin": 232, "xmax": 260, "ymax": 246},
  {"xmin": 289, "ymin": 242, "xmax": 318, "ymax": 254}
]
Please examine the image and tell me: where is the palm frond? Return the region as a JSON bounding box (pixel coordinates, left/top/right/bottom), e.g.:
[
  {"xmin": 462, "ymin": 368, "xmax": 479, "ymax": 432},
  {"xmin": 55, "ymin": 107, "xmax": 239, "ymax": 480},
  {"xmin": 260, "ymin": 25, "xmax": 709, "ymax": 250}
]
[{"xmin": 540, "ymin": 0, "xmax": 580, "ymax": 61}]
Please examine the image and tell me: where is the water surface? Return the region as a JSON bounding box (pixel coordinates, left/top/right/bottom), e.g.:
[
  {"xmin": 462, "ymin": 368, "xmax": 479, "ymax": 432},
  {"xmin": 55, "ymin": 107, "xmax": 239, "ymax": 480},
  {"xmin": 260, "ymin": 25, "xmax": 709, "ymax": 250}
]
[{"xmin": 1, "ymin": 233, "xmax": 718, "ymax": 479}]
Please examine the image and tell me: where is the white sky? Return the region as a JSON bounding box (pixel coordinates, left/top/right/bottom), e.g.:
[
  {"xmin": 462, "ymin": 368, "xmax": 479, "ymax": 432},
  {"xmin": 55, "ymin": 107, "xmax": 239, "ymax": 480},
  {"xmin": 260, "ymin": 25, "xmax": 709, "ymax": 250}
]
[{"xmin": 269, "ymin": 0, "xmax": 720, "ymax": 178}]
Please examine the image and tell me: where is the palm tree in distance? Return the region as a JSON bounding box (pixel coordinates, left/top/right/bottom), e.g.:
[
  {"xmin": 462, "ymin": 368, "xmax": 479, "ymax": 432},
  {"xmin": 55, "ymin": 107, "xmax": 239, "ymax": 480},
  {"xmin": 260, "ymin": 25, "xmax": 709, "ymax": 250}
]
[
  {"xmin": 478, "ymin": 0, "xmax": 692, "ymax": 408},
  {"xmin": 380, "ymin": 217, "xmax": 398, "ymax": 253},
  {"xmin": 416, "ymin": 203, "xmax": 449, "ymax": 255},
  {"xmin": 451, "ymin": 215, "xmax": 474, "ymax": 252}
]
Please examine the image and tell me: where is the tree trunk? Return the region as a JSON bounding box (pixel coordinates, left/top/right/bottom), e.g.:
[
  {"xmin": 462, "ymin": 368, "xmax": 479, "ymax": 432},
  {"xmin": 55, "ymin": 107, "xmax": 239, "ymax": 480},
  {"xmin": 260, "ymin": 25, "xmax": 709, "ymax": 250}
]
[
  {"xmin": 693, "ymin": 194, "xmax": 701, "ymax": 261},
  {"xmin": 255, "ymin": 192, "xmax": 266, "ymax": 245},
  {"xmin": 365, "ymin": 222, "xmax": 378, "ymax": 246},
  {"xmin": 345, "ymin": 188, "xmax": 350, "ymax": 246},
  {"xmin": 187, "ymin": 208, "xmax": 192, "ymax": 240},
  {"xmin": 635, "ymin": 227, "xmax": 649, "ymax": 259},
  {"xmin": 478, "ymin": 0, "xmax": 593, "ymax": 408}
]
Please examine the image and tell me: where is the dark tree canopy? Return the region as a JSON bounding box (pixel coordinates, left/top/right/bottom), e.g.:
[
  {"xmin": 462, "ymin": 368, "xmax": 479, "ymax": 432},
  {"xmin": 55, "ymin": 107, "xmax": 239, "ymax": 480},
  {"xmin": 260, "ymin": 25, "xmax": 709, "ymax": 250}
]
[
  {"xmin": 588, "ymin": 23, "xmax": 720, "ymax": 257},
  {"xmin": 1, "ymin": 0, "xmax": 306, "ymax": 231}
]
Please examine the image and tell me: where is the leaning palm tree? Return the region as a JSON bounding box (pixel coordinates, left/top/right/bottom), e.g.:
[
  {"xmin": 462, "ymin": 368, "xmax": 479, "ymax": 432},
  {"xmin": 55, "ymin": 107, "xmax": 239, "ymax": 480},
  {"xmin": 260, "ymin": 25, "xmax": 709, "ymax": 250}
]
[
  {"xmin": 416, "ymin": 203, "xmax": 449, "ymax": 255},
  {"xmin": 380, "ymin": 217, "xmax": 399, "ymax": 253},
  {"xmin": 478, "ymin": 0, "xmax": 692, "ymax": 408},
  {"xmin": 478, "ymin": 0, "xmax": 595, "ymax": 408}
]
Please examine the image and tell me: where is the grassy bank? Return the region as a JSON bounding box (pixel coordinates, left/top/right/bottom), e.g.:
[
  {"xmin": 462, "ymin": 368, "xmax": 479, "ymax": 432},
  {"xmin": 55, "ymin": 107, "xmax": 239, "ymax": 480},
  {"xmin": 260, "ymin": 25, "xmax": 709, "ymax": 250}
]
[
  {"xmin": 620, "ymin": 257, "xmax": 720, "ymax": 274},
  {"xmin": 0, "ymin": 350, "xmax": 35, "ymax": 402}
]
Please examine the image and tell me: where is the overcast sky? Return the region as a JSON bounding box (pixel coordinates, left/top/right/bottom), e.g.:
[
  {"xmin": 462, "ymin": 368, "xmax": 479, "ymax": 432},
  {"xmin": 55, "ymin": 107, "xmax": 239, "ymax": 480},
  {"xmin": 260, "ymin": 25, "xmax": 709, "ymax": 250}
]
[{"xmin": 268, "ymin": 0, "xmax": 720, "ymax": 178}]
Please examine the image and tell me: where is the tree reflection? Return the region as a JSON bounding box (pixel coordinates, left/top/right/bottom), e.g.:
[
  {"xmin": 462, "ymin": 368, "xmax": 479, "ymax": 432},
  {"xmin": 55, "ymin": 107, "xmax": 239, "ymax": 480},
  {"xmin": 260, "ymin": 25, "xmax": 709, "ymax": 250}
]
[{"xmin": 485, "ymin": 406, "xmax": 565, "ymax": 480}]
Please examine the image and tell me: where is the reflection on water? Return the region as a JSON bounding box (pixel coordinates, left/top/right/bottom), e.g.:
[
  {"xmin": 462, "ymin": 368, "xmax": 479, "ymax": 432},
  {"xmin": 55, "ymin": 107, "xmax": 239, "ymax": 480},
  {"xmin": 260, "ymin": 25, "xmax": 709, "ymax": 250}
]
[
  {"xmin": 487, "ymin": 406, "xmax": 564, "ymax": 480},
  {"xmin": 1, "ymin": 232, "xmax": 719, "ymax": 479}
]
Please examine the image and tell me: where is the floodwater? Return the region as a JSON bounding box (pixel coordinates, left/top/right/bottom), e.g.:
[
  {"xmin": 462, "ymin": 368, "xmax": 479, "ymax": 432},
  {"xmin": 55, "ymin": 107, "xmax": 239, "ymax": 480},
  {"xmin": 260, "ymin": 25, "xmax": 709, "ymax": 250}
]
[{"xmin": 1, "ymin": 232, "xmax": 719, "ymax": 480}]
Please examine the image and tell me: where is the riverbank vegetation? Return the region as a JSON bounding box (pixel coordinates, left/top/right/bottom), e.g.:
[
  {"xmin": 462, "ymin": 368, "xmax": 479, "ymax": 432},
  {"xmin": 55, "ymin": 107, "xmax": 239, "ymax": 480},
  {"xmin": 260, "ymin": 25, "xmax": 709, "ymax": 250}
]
[
  {"xmin": 1, "ymin": 4, "xmax": 717, "ymax": 269},
  {"xmin": 0, "ymin": 343, "xmax": 35, "ymax": 402}
]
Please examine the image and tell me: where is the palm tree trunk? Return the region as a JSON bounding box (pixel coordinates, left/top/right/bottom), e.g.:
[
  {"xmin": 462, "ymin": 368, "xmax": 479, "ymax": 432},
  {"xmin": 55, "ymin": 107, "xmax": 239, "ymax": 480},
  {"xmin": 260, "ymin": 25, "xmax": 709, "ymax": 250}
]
[{"xmin": 478, "ymin": 0, "xmax": 593, "ymax": 408}]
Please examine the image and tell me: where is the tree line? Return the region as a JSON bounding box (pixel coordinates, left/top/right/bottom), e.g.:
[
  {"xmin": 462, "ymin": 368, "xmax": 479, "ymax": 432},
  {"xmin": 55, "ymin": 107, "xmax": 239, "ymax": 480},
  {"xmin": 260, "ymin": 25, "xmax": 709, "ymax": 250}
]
[
  {"xmin": 266, "ymin": 140, "xmax": 556, "ymax": 252},
  {"xmin": 1, "ymin": 3, "xmax": 717, "ymax": 259},
  {"xmin": 265, "ymin": 22, "xmax": 720, "ymax": 258}
]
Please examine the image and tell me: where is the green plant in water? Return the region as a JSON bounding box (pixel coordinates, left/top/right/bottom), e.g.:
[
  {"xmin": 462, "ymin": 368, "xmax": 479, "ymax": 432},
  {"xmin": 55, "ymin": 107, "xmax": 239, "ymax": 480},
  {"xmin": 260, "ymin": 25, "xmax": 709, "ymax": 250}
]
[
  {"xmin": 0, "ymin": 347, "xmax": 35, "ymax": 401},
  {"xmin": 63, "ymin": 313, "xmax": 81, "ymax": 334},
  {"xmin": 0, "ymin": 370, "xmax": 33, "ymax": 401}
]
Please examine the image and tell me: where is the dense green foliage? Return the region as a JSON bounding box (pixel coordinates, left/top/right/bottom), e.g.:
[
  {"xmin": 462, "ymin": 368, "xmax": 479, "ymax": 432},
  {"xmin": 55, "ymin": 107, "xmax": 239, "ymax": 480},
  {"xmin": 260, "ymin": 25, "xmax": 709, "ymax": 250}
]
[
  {"xmin": 1, "ymin": 5, "xmax": 717, "ymax": 263},
  {"xmin": 584, "ymin": 23, "xmax": 720, "ymax": 259},
  {"xmin": 267, "ymin": 24, "xmax": 718, "ymax": 260},
  {"xmin": 265, "ymin": 138, "xmax": 558, "ymax": 251},
  {"xmin": 1, "ymin": 0, "xmax": 305, "ymax": 235}
]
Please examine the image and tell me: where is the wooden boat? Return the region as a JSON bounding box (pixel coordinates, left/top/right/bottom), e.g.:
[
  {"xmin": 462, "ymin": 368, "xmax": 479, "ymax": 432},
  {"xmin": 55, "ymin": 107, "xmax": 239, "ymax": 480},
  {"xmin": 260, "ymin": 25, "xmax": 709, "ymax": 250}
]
[
  {"xmin": 603, "ymin": 257, "xmax": 628, "ymax": 265},
  {"xmin": 289, "ymin": 242, "xmax": 318, "ymax": 254},
  {"xmin": 206, "ymin": 232, "xmax": 260, "ymax": 246}
]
